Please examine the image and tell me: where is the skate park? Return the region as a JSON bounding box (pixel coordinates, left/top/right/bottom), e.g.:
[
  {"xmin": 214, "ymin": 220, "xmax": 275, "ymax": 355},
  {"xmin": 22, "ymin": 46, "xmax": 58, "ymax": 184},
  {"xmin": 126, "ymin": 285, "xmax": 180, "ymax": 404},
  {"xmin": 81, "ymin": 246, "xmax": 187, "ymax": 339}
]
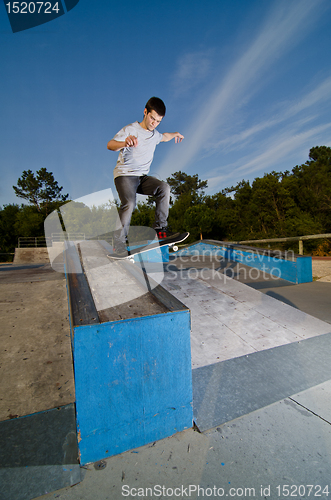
[{"xmin": 1, "ymin": 238, "xmax": 331, "ymax": 500}]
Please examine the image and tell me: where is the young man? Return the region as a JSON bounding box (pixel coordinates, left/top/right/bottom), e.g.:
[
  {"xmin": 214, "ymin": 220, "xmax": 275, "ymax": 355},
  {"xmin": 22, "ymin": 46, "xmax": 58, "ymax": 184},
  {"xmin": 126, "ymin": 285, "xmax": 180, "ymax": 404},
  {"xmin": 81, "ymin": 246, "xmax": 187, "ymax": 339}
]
[{"xmin": 107, "ymin": 97, "xmax": 184, "ymax": 256}]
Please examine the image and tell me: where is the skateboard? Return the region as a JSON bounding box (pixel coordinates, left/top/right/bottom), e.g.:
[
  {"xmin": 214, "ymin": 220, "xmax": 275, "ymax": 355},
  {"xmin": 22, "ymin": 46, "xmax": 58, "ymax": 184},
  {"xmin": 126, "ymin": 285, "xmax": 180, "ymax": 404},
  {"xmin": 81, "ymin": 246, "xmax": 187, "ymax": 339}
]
[{"xmin": 108, "ymin": 232, "xmax": 189, "ymax": 261}]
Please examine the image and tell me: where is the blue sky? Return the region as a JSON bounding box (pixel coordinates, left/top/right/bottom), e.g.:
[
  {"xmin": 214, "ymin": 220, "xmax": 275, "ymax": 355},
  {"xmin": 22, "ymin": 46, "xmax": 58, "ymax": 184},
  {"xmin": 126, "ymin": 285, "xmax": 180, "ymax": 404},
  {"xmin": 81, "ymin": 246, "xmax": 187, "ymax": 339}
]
[{"xmin": 1, "ymin": 0, "xmax": 331, "ymax": 207}]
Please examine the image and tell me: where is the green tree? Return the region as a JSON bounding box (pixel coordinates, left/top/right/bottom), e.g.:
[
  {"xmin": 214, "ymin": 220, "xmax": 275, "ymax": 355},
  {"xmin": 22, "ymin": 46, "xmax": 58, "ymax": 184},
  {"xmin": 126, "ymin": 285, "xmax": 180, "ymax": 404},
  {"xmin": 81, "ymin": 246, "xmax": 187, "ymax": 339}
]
[
  {"xmin": 58, "ymin": 200, "xmax": 119, "ymax": 239},
  {"xmin": 225, "ymin": 180, "xmax": 253, "ymax": 240},
  {"xmin": 166, "ymin": 172, "xmax": 208, "ymax": 235},
  {"xmin": 0, "ymin": 204, "xmax": 21, "ymax": 254},
  {"xmin": 183, "ymin": 205, "xmax": 215, "ymax": 240},
  {"xmin": 130, "ymin": 202, "xmax": 155, "ymax": 229},
  {"xmin": 204, "ymin": 191, "xmax": 236, "ymax": 241},
  {"xmin": 167, "ymin": 171, "xmax": 208, "ymax": 199},
  {"xmin": 289, "ymin": 146, "xmax": 331, "ymax": 232},
  {"xmin": 249, "ymin": 172, "xmax": 296, "ymax": 237},
  {"xmin": 13, "ymin": 168, "xmax": 69, "ymax": 216},
  {"xmin": 0, "ymin": 203, "xmax": 45, "ymax": 258},
  {"xmin": 14, "ymin": 205, "xmax": 45, "ymax": 237}
]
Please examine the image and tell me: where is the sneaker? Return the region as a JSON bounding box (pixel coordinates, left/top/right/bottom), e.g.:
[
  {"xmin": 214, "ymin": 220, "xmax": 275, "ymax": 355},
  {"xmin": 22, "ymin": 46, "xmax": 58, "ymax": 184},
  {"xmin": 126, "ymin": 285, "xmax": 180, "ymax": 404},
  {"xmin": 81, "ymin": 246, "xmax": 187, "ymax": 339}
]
[
  {"xmin": 155, "ymin": 227, "xmax": 180, "ymax": 240},
  {"xmin": 109, "ymin": 248, "xmax": 129, "ymax": 259},
  {"xmin": 109, "ymin": 242, "xmax": 129, "ymax": 259}
]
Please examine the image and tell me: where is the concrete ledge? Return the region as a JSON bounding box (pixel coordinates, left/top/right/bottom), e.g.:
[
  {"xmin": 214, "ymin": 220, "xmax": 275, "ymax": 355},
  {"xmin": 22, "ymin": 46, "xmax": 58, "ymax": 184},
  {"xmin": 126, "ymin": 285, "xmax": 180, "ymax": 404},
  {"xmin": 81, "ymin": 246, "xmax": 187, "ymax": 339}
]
[
  {"xmin": 65, "ymin": 241, "xmax": 193, "ymax": 465},
  {"xmin": 175, "ymin": 240, "xmax": 312, "ymax": 284}
]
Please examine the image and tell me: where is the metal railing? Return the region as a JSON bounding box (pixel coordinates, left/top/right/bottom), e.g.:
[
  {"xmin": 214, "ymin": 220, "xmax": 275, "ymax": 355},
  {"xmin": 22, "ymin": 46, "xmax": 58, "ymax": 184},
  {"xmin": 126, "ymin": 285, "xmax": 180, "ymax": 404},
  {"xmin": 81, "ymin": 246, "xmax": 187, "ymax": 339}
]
[
  {"xmin": 227, "ymin": 233, "xmax": 331, "ymax": 255},
  {"xmin": 17, "ymin": 232, "xmax": 330, "ymax": 255},
  {"xmin": 18, "ymin": 233, "xmax": 86, "ymax": 247},
  {"xmin": 18, "ymin": 237, "xmax": 50, "ymax": 248},
  {"xmin": 51, "ymin": 233, "xmax": 85, "ymax": 242}
]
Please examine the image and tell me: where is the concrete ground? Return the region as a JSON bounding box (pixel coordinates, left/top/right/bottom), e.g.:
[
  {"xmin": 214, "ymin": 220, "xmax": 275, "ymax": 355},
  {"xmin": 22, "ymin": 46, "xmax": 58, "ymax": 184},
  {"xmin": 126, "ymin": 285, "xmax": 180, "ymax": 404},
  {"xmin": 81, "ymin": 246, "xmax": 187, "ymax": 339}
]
[
  {"xmin": 37, "ymin": 380, "xmax": 331, "ymax": 500},
  {"xmin": 0, "ymin": 264, "xmax": 75, "ymax": 420},
  {"xmin": 311, "ymin": 258, "xmax": 331, "ymax": 282},
  {"xmin": 1, "ymin": 256, "xmax": 331, "ymax": 500}
]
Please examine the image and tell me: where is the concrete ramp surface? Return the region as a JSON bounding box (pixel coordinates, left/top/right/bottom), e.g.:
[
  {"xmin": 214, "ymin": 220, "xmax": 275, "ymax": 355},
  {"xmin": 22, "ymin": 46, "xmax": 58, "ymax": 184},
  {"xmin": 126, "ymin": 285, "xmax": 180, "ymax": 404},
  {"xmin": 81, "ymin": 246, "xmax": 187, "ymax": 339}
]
[
  {"xmin": 161, "ymin": 267, "xmax": 330, "ymax": 368},
  {"xmin": 160, "ymin": 259, "xmax": 331, "ymax": 431}
]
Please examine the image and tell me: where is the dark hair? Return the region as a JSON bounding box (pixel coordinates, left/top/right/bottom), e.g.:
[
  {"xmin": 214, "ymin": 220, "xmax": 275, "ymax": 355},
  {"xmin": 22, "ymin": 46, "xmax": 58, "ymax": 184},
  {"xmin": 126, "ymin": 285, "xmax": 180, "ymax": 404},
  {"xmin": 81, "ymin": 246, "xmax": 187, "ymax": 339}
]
[{"xmin": 145, "ymin": 97, "xmax": 166, "ymax": 117}]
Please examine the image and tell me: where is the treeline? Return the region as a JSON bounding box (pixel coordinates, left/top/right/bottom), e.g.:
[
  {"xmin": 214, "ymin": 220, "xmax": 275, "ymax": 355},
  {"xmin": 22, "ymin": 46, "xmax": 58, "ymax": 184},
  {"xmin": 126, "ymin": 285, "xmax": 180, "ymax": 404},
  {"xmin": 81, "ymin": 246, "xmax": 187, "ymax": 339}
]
[
  {"xmin": 131, "ymin": 146, "xmax": 331, "ymax": 254},
  {"xmin": 1, "ymin": 146, "xmax": 331, "ymax": 257},
  {"xmin": 0, "ymin": 168, "xmax": 68, "ymax": 255}
]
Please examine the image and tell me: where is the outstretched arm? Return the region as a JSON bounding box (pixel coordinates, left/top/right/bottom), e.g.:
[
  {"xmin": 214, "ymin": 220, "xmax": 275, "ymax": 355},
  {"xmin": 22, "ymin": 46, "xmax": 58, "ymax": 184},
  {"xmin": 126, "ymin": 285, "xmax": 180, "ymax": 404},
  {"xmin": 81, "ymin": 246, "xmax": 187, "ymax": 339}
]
[
  {"xmin": 161, "ymin": 132, "xmax": 184, "ymax": 143},
  {"xmin": 107, "ymin": 135, "xmax": 138, "ymax": 151}
]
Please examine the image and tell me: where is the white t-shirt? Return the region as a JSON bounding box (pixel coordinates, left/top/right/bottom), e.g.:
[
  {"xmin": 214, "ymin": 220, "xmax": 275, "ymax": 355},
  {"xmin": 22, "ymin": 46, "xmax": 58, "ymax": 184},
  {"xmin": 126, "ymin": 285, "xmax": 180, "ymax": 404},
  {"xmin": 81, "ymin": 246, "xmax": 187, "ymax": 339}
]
[{"xmin": 112, "ymin": 121, "xmax": 163, "ymax": 178}]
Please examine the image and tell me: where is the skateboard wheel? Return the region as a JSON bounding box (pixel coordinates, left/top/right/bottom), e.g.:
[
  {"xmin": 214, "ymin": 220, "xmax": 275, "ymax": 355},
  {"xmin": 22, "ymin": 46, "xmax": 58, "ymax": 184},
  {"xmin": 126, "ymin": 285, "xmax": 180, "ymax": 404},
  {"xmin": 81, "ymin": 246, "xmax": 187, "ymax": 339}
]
[{"xmin": 173, "ymin": 245, "xmax": 178, "ymax": 252}]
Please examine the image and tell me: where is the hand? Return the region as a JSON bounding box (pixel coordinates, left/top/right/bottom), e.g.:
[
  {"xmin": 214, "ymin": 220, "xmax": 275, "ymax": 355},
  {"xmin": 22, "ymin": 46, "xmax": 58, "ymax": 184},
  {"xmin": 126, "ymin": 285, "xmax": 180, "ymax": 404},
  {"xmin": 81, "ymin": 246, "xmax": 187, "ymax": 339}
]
[
  {"xmin": 174, "ymin": 133, "xmax": 184, "ymax": 143},
  {"xmin": 125, "ymin": 135, "xmax": 138, "ymax": 147}
]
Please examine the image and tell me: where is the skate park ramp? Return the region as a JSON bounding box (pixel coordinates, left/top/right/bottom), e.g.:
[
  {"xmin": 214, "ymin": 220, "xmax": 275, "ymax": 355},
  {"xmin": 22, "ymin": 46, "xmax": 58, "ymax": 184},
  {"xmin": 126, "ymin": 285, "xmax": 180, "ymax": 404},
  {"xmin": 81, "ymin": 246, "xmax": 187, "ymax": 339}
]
[
  {"xmin": 1, "ymin": 241, "xmax": 331, "ymax": 499},
  {"xmin": 13, "ymin": 248, "xmax": 50, "ymax": 264}
]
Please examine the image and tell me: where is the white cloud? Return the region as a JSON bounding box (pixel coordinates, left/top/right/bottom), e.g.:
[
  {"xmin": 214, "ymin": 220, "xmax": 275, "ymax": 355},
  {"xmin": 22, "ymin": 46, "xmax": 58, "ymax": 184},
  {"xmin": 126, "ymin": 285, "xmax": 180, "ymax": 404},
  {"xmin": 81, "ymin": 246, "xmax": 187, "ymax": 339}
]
[
  {"xmin": 206, "ymin": 121, "xmax": 331, "ymax": 192},
  {"xmin": 236, "ymin": 123, "xmax": 331, "ymax": 175},
  {"xmin": 171, "ymin": 49, "xmax": 213, "ymax": 95},
  {"xmin": 157, "ymin": 0, "xmax": 328, "ymax": 180},
  {"xmin": 214, "ymin": 74, "xmax": 331, "ymax": 153}
]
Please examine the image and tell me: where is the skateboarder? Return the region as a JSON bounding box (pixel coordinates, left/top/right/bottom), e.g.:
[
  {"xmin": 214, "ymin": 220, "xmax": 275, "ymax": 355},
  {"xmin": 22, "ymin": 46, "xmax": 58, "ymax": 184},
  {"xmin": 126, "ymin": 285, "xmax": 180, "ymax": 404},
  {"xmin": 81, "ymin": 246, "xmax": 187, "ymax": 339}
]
[{"xmin": 107, "ymin": 97, "xmax": 184, "ymax": 257}]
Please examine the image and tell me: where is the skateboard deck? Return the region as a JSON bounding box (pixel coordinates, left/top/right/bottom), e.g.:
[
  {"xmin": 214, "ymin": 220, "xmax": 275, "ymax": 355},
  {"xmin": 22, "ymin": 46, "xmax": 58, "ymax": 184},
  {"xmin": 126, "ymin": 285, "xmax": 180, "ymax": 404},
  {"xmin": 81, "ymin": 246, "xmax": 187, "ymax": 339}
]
[{"xmin": 108, "ymin": 232, "xmax": 189, "ymax": 260}]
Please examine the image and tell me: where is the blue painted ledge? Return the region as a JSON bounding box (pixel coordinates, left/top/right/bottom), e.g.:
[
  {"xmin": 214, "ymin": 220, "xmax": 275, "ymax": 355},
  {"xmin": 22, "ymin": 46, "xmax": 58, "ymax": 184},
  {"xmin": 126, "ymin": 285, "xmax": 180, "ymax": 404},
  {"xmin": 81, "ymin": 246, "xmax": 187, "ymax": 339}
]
[
  {"xmin": 131, "ymin": 244, "xmax": 169, "ymax": 263},
  {"xmin": 65, "ymin": 243, "xmax": 192, "ymax": 465},
  {"xmin": 73, "ymin": 311, "xmax": 192, "ymax": 464},
  {"xmin": 174, "ymin": 240, "xmax": 312, "ymax": 284}
]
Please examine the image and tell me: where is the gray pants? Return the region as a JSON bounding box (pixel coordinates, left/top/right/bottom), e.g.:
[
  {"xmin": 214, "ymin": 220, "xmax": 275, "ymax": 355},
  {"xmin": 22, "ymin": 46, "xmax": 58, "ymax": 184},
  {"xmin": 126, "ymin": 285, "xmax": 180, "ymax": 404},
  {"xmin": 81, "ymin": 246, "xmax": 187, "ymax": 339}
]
[{"xmin": 114, "ymin": 175, "xmax": 170, "ymax": 245}]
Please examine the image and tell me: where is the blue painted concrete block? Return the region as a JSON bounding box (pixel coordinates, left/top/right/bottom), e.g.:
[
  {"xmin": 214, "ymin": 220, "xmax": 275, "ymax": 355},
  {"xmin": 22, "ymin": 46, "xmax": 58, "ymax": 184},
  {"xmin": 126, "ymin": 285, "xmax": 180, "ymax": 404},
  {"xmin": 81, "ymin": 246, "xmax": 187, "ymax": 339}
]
[
  {"xmin": 296, "ymin": 255, "xmax": 313, "ymax": 283},
  {"xmin": 175, "ymin": 241, "xmax": 312, "ymax": 284},
  {"xmin": 132, "ymin": 244, "xmax": 169, "ymax": 263},
  {"xmin": 73, "ymin": 310, "xmax": 193, "ymax": 464}
]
